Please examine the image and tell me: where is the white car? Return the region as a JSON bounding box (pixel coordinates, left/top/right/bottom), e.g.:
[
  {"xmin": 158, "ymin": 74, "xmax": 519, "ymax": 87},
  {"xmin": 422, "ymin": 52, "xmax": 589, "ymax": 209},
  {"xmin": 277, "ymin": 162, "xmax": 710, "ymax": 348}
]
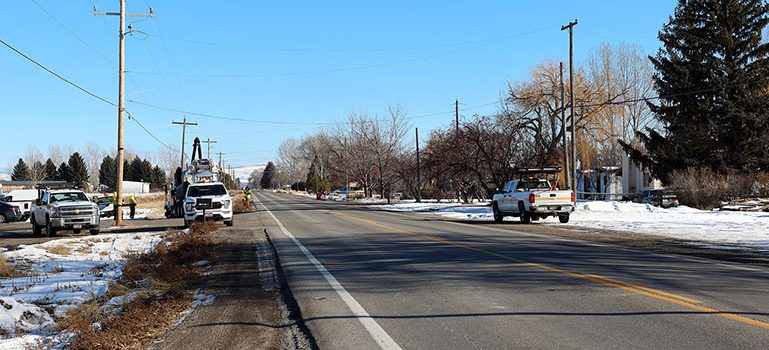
[
  {"xmin": 183, "ymin": 182, "xmax": 233, "ymax": 227},
  {"xmin": 30, "ymin": 189, "xmax": 100, "ymax": 236}
]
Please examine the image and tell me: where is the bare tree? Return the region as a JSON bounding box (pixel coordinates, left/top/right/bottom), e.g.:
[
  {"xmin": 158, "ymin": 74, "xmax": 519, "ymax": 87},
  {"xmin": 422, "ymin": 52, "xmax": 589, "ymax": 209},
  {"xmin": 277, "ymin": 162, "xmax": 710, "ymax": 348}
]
[
  {"xmin": 24, "ymin": 144, "xmax": 46, "ymax": 184},
  {"xmin": 276, "ymin": 137, "xmax": 309, "ymax": 187},
  {"xmin": 84, "ymin": 141, "xmax": 105, "ymax": 187}
]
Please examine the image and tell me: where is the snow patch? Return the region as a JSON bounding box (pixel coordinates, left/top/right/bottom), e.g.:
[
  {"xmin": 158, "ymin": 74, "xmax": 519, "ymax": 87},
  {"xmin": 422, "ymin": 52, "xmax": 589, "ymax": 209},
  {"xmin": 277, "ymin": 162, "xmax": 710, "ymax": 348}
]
[{"xmin": 375, "ymin": 200, "xmax": 769, "ymax": 252}]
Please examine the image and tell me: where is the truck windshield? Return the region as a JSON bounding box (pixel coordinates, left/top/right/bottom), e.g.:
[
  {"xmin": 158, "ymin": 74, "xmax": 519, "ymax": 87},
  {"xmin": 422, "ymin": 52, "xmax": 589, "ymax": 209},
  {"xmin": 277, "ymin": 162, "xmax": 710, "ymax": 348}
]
[
  {"xmin": 187, "ymin": 185, "xmax": 227, "ymax": 197},
  {"xmin": 50, "ymin": 192, "xmax": 89, "ymax": 203}
]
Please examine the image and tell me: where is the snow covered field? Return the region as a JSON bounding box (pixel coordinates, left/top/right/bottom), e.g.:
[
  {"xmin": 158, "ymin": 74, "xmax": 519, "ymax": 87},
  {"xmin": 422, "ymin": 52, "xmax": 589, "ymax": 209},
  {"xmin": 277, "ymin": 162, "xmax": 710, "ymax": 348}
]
[
  {"xmin": 0, "ymin": 232, "xmax": 162, "ymax": 349},
  {"xmin": 374, "ymin": 200, "xmax": 769, "ymax": 251}
]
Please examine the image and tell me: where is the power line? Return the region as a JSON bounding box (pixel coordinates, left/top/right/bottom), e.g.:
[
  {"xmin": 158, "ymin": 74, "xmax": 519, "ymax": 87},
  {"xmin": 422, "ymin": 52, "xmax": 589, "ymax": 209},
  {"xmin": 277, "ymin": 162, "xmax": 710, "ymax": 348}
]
[
  {"xmin": 127, "ymin": 99, "xmax": 501, "ymax": 126},
  {"xmin": 125, "ymin": 25, "xmax": 557, "ymax": 79},
  {"xmin": 0, "ymin": 36, "xmax": 176, "ymax": 152},
  {"xmin": 0, "ymin": 37, "xmax": 116, "ymax": 107}
]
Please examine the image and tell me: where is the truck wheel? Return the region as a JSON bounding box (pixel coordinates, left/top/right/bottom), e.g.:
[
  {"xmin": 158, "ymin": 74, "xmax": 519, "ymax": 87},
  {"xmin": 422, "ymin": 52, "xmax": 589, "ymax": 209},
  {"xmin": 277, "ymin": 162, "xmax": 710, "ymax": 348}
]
[
  {"xmin": 90, "ymin": 228, "xmax": 100, "ymax": 235},
  {"xmin": 225, "ymin": 218, "xmax": 234, "ymax": 227},
  {"xmin": 0, "ymin": 214, "xmax": 5, "ymax": 224},
  {"xmin": 559, "ymin": 214, "xmax": 570, "ymax": 223},
  {"xmin": 518, "ymin": 203, "xmax": 531, "ymax": 224},
  {"xmin": 31, "ymin": 215, "xmax": 42, "ymax": 236},
  {"xmin": 45, "ymin": 217, "xmax": 57, "ymax": 237},
  {"xmin": 184, "ymin": 220, "xmax": 191, "ymax": 228},
  {"xmin": 73, "ymin": 228, "xmax": 82, "ymax": 234},
  {"xmin": 492, "ymin": 203, "xmax": 503, "ymax": 223}
]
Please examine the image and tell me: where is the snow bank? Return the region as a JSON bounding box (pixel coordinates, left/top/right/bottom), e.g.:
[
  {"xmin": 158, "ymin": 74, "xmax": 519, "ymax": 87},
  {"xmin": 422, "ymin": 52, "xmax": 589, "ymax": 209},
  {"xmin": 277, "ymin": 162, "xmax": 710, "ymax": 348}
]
[
  {"xmin": 0, "ymin": 232, "xmax": 162, "ymax": 348},
  {"xmin": 374, "ymin": 201, "xmax": 769, "ymax": 251}
]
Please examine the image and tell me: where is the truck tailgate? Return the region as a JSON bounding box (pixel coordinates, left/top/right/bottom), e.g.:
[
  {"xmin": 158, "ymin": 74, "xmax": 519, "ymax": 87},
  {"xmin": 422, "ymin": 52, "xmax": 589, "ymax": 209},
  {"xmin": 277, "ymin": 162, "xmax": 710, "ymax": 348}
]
[{"xmin": 532, "ymin": 191, "xmax": 573, "ymax": 206}]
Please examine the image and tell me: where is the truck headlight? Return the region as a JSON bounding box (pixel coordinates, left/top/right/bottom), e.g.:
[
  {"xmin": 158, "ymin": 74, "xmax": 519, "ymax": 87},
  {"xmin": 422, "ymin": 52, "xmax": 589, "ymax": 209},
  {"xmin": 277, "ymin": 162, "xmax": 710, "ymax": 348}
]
[
  {"xmin": 223, "ymin": 199, "xmax": 231, "ymax": 209},
  {"xmin": 185, "ymin": 202, "xmax": 194, "ymax": 212},
  {"xmin": 50, "ymin": 207, "xmax": 58, "ymax": 217}
]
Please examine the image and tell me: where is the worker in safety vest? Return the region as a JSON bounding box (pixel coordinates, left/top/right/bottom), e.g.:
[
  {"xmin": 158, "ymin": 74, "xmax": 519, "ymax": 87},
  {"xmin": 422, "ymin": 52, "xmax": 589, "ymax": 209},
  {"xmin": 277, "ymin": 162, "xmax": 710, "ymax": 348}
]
[{"xmin": 129, "ymin": 194, "xmax": 137, "ymax": 219}]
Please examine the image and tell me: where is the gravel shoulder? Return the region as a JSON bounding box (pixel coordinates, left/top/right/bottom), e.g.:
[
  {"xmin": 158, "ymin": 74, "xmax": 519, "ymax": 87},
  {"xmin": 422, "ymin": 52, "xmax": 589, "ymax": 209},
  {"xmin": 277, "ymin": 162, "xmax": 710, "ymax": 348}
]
[{"xmin": 149, "ymin": 212, "xmax": 313, "ymax": 350}]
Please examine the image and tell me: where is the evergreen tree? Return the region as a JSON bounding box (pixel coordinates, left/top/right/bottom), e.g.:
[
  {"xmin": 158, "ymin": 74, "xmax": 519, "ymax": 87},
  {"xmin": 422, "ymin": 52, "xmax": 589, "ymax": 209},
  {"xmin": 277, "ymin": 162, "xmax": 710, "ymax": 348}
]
[
  {"xmin": 68, "ymin": 152, "xmax": 89, "ymax": 189},
  {"xmin": 44, "ymin": 159, "xmax": 58, "ymax": 180},
  {"xmin": 11, "ymin": 159, "xmax": 30, "ymax": 181},
  {"xmin": 58, "ymin": 162, "xmax": 71, "ymax": 182},
  {"xmin": 128, "ymin": 156, "xmax": 143, "ymax": 182},
  {"xmin": 140, "ymin": 159, "xmax": 153, "ymax": 183},
  {"xmin": 122, "ymin": 159, "xmax": 130, "ymax": 181},
  {"xmin": 99, "ymin": 155, "xmax": 117, "ymax": 190},
  {"xmin": 304, "ymin": 155, "xmax": 330, "ymax": 193},
  {"xmin": 150, "ymin": 165, "xmax": 166, "ymax": 190},
  {"xmin": 622, "ymin": 0, "xmax": 769, "ymax": 181},
  {"xmin": 260, "ymin": 162, "xmax": 276, "ymax": 189}
]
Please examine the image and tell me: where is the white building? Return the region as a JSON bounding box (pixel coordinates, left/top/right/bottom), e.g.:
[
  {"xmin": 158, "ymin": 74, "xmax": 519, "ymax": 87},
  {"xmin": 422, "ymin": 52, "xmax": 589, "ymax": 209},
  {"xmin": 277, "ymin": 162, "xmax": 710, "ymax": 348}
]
[{"xmin": 621, "ymin": 152, "xmax": 663, "ymax": 195}]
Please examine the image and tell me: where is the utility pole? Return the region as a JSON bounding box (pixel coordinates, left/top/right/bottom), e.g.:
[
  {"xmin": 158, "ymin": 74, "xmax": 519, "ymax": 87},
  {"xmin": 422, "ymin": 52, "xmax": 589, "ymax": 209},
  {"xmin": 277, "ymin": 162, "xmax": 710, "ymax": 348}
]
[
  {"xmin": 172, "ymin": 116, "xmax": 197, "ymax": 169},
  {"xmin": 560, "ymin": 62, "xmax": 570, "ymax": 190},
  {"xmin": 455, "ymin": 98, "xmax": 460, "ymax": 135},
  {"xmin": 216, "ymin": 151, "xmax": 225, "ymax": 173},
  {"xmin": 94, "ymin": 1, "xmax": 152, "ymax": 226},
  {"xmin": 202, "ymin": 138, "xmax": 217, "ymax": 160},
  {"xmin": 415, "ymin": 128, "xmax": 421, "ymax": 203},
  {"xmin": 562, "ymin": 19, "xmax": 578, "ymax": 195}
]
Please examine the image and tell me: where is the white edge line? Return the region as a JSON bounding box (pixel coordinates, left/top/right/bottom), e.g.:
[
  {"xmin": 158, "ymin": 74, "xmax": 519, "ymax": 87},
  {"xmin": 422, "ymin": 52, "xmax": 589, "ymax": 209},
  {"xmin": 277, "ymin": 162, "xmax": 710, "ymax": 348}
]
[{"xmin": 256, "ymin": 193, "xmax": 403, "ymax": 350}]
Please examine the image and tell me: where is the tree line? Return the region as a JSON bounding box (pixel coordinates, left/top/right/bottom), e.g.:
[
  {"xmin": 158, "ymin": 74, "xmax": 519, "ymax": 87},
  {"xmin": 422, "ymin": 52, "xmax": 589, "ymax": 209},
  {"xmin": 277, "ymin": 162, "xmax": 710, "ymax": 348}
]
[
  {"xmin": 10, "ymin": 148, "xmax": 168, "ymax": 192},
  {"xmin": 262, "ymin": 0, "xmax": 769, "ymax": 206}
]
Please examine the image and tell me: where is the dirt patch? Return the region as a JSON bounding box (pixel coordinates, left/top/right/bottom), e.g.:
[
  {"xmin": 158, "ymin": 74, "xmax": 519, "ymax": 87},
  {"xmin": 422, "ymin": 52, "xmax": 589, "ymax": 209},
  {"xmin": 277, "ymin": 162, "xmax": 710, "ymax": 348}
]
[
  {"xmin": 42, "ymin": 245, "xmax": 72, "ymax": 256},
  {"xmin": 0, "ymin": 254, "xmax": 24, "ymax": 278}
]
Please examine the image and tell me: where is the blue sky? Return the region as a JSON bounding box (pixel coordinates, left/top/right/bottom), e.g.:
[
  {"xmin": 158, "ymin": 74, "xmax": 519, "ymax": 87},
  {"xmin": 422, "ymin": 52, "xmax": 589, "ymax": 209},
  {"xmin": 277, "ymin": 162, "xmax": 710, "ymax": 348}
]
[{"xmin": 0, "ymin": 1, "xmax": 675, "ymax": 172}]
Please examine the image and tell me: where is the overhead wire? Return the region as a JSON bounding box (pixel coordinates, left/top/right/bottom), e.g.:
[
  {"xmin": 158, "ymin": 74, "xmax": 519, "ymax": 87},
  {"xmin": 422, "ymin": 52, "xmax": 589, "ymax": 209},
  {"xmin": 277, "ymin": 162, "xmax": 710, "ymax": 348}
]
[
  {"xmin": 0, "ymin": 36, "xmax": 178, "ymax": 152},
  {"xmin": 125, "ymin": 24, "xmax": 558, "ymax": 78}
]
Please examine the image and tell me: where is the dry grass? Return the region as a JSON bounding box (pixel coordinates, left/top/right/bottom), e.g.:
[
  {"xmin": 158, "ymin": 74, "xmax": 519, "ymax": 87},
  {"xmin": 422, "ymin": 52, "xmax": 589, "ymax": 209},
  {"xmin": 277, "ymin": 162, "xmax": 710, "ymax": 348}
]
[
  {"xmin": 42, "ymin": 245, "xmax": 72, "ymax": 256},
  {"xmin": 59, "ymin": 223, "xmax": 219, "ymax": 350},
  {"xmin": 232, "ymin": 192, "xmax": 249, "ymax": 214},
  {"xmin": 134, "ymin": 193, "xmax": 167, "ymax": 219},
  {"xmin": 0, "ymin": 254, "xmax": 24, "ymax": 278}
]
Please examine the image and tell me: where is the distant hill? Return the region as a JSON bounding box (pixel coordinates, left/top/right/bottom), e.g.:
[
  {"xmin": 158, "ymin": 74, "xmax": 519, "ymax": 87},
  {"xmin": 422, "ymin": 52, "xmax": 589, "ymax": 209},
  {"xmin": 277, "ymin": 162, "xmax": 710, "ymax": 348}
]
[{"xmin": 228, "ymin": 164, "xmax": 267, "ymax": 185}]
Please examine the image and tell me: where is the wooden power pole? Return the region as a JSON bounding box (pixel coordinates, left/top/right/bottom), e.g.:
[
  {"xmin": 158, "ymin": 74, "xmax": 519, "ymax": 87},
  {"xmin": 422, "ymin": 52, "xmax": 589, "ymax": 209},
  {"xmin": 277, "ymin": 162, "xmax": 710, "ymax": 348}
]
[
  {"xmin": 560, "ymin": 61, "xmax": 570, "ymax": 189},
  {"xmin": 416, "ymin": 127, "xmax": 421, "ymax": 203},
  {"xmin": 202, "ymin": 138, "xmax": 217, "ymax": 160},
  {"xmin": 94, "ymin": 1, "xmax": 152, "ymax": 226},
  {"xmin": 172, "ymin": 116, "xmax": 197, "ymax": 169},
  {"xmin": 562, "ymin": 19, "xmax": 578, "ymax": 194}
]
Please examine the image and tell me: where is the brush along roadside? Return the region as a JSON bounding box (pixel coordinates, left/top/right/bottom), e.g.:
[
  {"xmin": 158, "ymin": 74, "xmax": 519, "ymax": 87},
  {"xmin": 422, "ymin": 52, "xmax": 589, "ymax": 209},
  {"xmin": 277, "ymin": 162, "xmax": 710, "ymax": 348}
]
[{"xmin": 58, "ymin": 221, "xmax": 220, "ymax": 350}]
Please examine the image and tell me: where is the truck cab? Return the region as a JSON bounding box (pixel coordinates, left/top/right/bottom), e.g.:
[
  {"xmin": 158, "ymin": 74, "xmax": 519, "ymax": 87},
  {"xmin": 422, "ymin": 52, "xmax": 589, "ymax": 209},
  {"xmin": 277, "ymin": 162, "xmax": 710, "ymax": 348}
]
[{"xmin": 30, "ymin": 189, "xmax": 100, "ymax": 237}]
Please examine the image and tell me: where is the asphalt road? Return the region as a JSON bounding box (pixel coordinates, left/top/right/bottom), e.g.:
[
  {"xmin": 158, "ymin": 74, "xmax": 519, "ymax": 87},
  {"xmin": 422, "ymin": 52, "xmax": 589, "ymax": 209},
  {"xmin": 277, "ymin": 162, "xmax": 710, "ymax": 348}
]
[{"xmin": 258, "ymin": 191, "xmax": 769, "ymax": 350}]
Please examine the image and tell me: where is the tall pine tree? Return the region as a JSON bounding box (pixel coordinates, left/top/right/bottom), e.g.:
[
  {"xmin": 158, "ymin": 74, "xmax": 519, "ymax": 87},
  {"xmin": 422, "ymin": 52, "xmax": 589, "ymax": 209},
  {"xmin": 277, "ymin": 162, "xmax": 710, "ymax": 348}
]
[
  {"xmin": 58, "ymin": 162, "xmax": 71, "ymax": 182},
  {"xmin": 11, "ymin": 159, "xmax": 30, "ymax": 181},
  {"xmin": 99, "ymin": 155, "xmax": 117, "ymax": 190},
  {"xmin": 44, "ymin": 159, "xmax": 58, "ymax": 180},
  {"xmin": 623, "ymin": 0, "xmax": 769, "ymax": 181},
  {"xmin": 260, "ymin": 162, "xmax": 276, "ymax": 189},
  {"xmin": 68, "ymin": 152, "xmax": 89, "ymax": 189}
]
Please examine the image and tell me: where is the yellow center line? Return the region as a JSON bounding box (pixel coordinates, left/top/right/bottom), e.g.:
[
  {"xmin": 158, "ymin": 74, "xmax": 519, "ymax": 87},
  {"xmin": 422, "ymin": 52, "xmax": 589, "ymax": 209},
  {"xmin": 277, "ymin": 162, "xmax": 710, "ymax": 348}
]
[{"xmin": 333, "ymin": 212, "xmax": 769, "ymax": 331}]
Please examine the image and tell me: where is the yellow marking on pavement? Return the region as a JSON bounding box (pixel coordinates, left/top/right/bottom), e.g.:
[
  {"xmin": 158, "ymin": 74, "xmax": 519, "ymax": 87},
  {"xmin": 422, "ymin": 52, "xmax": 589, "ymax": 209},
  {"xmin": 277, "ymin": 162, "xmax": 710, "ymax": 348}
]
[{"xmin": 334, "ymin": 212, "xmax": 769, "ymax": 331}]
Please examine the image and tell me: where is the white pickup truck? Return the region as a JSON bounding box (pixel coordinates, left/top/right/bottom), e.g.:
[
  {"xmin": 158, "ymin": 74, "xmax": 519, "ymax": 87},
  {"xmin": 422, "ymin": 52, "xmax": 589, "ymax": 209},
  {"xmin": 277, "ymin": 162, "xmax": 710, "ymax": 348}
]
[
  {"xmin": 492, "ymin": 174, "xmax": 575, "ymax": 224},
  {"xmin": 183, "ymin": 182, "xmax": 233, "ymax": 227},
  {"xmin": 30, "ymin": 189, "xmax": 101, "ymax": 236}
]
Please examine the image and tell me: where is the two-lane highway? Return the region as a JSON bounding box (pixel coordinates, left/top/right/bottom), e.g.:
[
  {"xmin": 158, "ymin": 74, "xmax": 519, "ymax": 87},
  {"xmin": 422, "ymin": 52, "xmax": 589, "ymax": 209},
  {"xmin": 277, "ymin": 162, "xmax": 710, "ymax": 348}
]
[{"xmin": 257, "ymin": 191, "xmax": 769, "ymax": 349}]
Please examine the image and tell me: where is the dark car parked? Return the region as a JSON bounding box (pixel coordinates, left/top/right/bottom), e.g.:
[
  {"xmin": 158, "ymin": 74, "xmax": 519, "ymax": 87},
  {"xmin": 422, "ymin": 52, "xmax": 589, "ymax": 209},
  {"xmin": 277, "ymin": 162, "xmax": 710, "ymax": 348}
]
[
  {"xmin": 639, "ymin": 190, "xmax": 680, "ymax": 208},
  {"xmin": 0, "ymin": 201, "xmax": 22, "ymax": 223}
]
